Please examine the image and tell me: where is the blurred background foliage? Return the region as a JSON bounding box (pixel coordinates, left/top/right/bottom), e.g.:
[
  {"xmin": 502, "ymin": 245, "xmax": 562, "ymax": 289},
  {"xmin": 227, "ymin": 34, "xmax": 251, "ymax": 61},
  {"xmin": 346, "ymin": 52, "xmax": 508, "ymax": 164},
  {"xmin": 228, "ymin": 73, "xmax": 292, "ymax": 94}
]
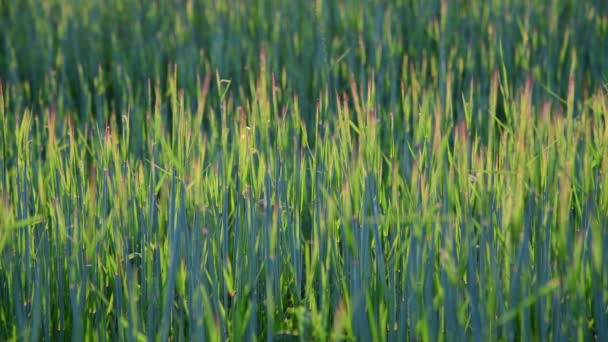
[{"xmin": 1, "ymin": 0, "xmax": 606, "ymax": 129}]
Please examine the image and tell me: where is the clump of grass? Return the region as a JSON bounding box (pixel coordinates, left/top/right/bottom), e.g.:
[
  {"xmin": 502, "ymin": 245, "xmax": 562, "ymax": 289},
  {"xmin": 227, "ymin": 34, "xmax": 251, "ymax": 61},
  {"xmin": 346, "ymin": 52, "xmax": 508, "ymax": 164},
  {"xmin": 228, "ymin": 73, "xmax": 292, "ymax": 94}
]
[
  {"xmin": 1, "ymin": 0, "xmax": 608, "ymax": 341},
  {"xmin": 1, "ymin": 66, "xmax": 607, "ymax": 341}
]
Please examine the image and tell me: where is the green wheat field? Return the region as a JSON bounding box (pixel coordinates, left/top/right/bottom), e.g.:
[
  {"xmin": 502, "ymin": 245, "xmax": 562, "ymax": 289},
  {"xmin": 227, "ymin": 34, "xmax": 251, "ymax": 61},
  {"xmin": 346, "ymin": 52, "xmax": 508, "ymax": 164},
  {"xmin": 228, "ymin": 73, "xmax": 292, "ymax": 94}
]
[{"xmin": 1, "ymin": 0, "xmax": 608, "ymax": 341}]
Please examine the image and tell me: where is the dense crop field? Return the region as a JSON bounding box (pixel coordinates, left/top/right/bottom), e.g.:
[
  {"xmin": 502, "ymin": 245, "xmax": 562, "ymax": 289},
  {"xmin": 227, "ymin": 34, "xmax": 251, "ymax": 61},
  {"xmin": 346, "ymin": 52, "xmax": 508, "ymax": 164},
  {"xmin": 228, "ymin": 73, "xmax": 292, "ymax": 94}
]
[{"xmin": 1, "ymin": 0, "xmax": 608, "ymax": 340}]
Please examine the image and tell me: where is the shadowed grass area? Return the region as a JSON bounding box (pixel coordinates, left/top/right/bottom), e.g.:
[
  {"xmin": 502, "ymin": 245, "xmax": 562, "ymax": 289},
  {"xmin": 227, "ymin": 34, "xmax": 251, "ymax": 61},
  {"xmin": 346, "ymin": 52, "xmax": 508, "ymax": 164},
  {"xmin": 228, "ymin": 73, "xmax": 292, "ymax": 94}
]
[{"xmin": 1, "ymin": 0, "xmax": 607, "ymax": 341}]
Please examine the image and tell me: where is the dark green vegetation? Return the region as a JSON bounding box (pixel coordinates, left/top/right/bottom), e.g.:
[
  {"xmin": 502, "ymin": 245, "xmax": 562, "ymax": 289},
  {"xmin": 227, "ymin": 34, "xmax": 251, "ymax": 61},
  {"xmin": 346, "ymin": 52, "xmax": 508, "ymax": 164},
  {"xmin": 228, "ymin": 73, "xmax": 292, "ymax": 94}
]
[{"xmin": 1, "ymin": 0, "xmax": 608, "ymax": 340}]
